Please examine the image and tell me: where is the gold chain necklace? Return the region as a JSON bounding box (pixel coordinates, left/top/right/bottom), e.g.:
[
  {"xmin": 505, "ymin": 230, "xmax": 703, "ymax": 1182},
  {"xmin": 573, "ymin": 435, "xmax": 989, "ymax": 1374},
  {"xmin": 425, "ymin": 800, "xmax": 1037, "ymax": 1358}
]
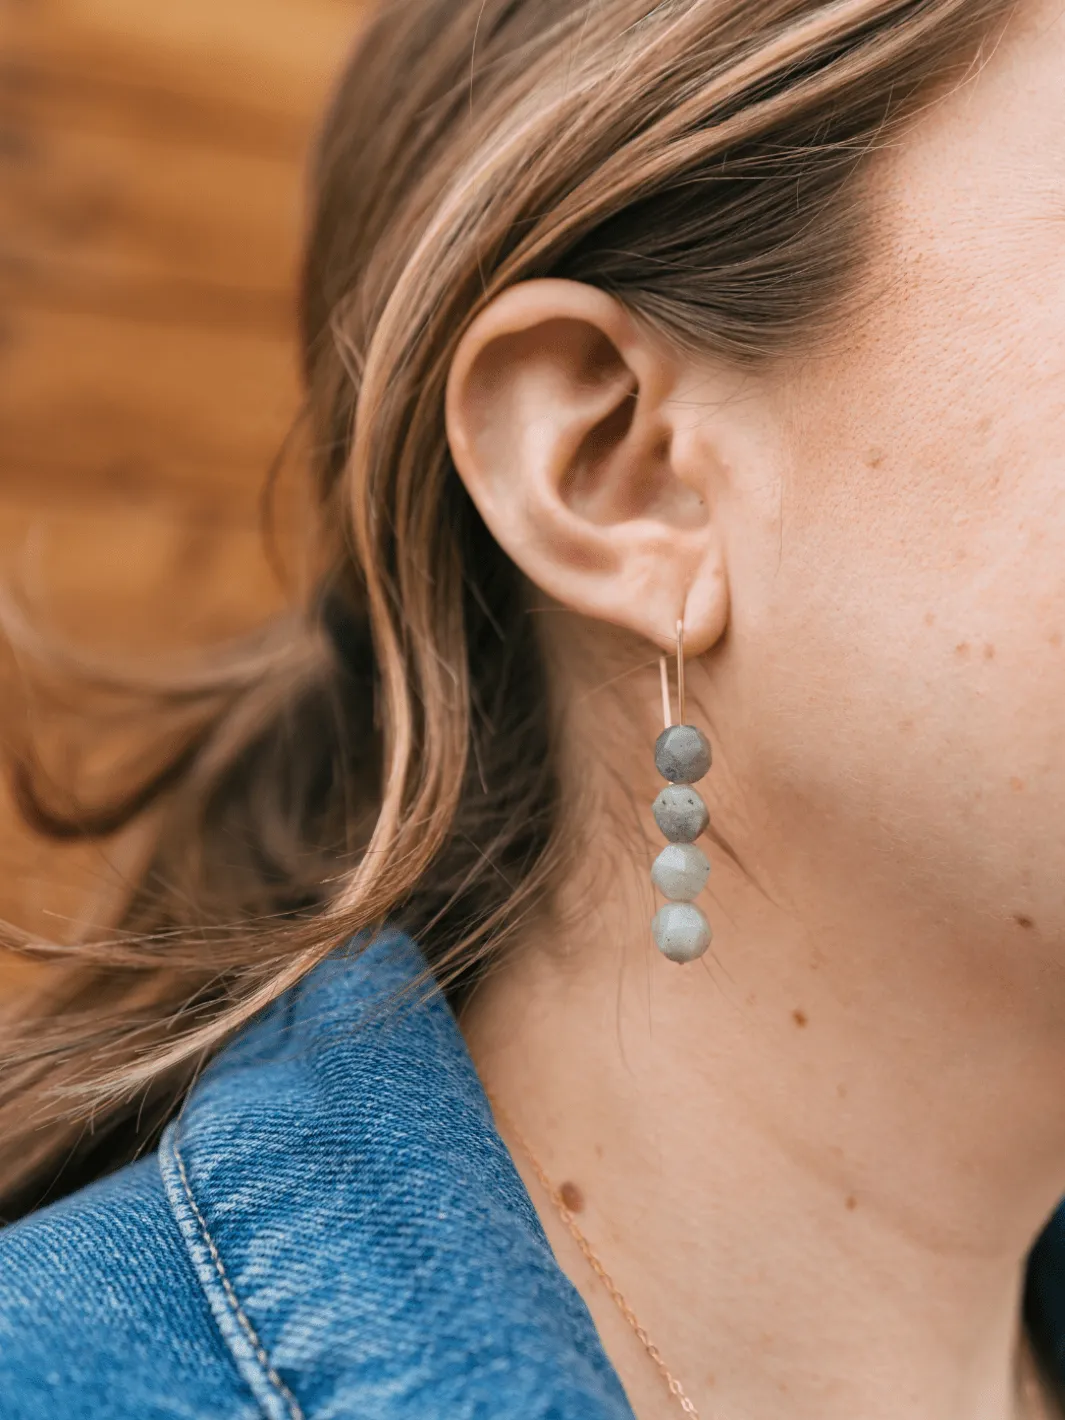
[
  {"xmin": 490, "ymin": 1093, "xmax": 1061, "ymax": 1420},
  {"xmin": 488, "ymin": 1094, "xmax": 701, "ymax": 1417}
]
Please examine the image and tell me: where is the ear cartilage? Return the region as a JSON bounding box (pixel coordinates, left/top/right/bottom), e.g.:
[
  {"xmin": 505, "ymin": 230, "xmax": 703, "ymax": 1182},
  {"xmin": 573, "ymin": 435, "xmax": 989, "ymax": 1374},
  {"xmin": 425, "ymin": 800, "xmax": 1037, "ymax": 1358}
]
[{"xmin": 651, "ymin": 622, "xmax": 712, "ymax": 964}]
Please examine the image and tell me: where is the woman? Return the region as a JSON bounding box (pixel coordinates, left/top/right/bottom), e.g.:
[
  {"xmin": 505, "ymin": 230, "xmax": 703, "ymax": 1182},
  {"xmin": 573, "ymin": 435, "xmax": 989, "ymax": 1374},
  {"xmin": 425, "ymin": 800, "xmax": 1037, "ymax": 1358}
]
[{"xmin": 1, "ymin": 0, "xmax": 1063, "ymax": 1414}]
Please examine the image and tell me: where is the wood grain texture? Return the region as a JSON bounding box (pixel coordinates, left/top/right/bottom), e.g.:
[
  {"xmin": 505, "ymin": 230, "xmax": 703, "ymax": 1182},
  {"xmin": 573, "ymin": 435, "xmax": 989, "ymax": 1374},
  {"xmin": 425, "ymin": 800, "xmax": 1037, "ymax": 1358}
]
[{"xmin": 0, "ymin": 0, "xmax": 368, "ymax": 943}]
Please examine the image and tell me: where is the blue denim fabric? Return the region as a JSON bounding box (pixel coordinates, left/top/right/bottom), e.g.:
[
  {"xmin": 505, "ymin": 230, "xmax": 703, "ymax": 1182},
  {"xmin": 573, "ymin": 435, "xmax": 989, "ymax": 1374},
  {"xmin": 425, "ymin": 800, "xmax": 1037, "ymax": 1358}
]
[
  {"xmin": 0, "ymin": 932, "xmax": 634, "ymax": 1419},
  {"xmin": 1, "ymin": 929, "xmax": 1063, "ymax": 1419}
]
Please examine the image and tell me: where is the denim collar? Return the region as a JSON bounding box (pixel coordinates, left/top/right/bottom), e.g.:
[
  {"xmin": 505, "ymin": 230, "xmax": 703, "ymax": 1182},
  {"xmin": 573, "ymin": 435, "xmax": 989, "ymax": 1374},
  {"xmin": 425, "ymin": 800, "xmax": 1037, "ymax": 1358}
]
[
  {"xmin": 158, "ymin": 930, "xmax": 1065, "ymax": 1417},
  {"xmin": 159, "ymin": 931, "xmax": 635, "ymax": 1420}
]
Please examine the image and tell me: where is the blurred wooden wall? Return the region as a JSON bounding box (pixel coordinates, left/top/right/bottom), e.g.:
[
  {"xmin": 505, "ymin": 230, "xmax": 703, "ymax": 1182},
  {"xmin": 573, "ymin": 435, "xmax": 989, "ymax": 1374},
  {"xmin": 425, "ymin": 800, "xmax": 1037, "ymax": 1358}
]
[{"xmin": 0, "ymin": 0, "xmax": 366, "ymax": 948}]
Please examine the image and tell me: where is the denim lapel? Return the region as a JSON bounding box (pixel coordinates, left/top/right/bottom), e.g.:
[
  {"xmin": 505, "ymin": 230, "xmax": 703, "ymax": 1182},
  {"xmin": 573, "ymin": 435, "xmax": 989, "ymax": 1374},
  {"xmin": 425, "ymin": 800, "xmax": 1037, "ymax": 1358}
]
[{"xmin": 159, "ymin": 931, "xmax": 635, "ymax": 1420}]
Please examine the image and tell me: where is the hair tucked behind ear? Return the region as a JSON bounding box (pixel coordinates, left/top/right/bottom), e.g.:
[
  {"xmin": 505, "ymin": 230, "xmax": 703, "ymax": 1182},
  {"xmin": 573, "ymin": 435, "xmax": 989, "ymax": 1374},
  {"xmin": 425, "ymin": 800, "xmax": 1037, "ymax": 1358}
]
[{"xmin": 0, "ymin": 0, "xmax": 1012, "ymax": 1216}]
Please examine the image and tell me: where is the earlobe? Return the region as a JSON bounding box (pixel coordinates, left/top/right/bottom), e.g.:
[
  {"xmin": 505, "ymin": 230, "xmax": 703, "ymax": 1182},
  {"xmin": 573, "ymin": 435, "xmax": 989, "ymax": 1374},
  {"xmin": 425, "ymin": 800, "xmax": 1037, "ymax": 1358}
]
[{"xmin": 445, "ymin": 278, "xmax": 729, "ymax": 654}]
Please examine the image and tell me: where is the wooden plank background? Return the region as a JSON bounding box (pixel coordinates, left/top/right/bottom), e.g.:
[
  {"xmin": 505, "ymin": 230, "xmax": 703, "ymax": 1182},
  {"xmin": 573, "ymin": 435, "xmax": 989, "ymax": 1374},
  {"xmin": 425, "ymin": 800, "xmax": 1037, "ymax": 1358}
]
[{"xmin": 1, "ymin": 0, "xmax": 367, "ymax": 956}]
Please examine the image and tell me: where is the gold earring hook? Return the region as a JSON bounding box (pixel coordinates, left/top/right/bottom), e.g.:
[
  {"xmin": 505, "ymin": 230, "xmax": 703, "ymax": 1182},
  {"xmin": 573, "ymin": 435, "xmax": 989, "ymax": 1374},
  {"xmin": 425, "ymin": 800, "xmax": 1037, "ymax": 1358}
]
[
  {"xmin": 658, "ymin": 619, "xmax": 687, "ymax": 729},
  {"xmin": 676, "ymin": 618, "xmax": 686, "ymax": 726}
]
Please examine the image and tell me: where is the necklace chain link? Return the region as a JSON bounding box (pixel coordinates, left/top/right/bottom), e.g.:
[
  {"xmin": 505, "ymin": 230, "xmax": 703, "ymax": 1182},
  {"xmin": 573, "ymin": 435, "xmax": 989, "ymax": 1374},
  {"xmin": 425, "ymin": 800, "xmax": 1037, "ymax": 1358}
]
[{"xmin": 488, "ymin": 1094, "xmax": 701, "ymax": 1418}]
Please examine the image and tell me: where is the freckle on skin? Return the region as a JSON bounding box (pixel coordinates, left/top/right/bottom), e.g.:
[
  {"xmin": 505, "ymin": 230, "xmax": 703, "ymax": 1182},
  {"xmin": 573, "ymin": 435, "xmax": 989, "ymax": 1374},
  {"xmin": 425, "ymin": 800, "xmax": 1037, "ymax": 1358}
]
[
  {"xmin": 1051, "ymin": 631, "xmax": 1063, "ymax": 648},
  {"xmin": 559, "ymin": 1181, "xmax": 585, "ymax": 1213},
  {"xmin": 792, "ymin": 1009, "xmax": 808, "ymax": 1028},
  {"xmin": 594, "ymin": 1143, "xmax": 603, "ymax": 1160},
  {"xmin": 1014, "ymin": 914, "xmax": 1035, "ymax": 931},
  {"xmin": 837, "ymin": 1083, "xmax": 848, "ymax": 1099},
  {"xmin": 845, "ymin": 1195, "xmax": 858, "ymax": 1211},
  {"xmin": 983, "ymin": 643, "xmax": 995, "ymax": 660},
  {"xmin": 955, "ymin": 642, "xmax": 970, "ymax": 658},
  {"xmin": 1010, "ymin": 777, "xmax": 1025, "ymax": 792},
  {"xmin": 924, "ymin": 612, "xmax": 936, "ymax": 627},
  {"xmin": 864, "ymin": 447, "xmax": 885, "ymax": 468}
]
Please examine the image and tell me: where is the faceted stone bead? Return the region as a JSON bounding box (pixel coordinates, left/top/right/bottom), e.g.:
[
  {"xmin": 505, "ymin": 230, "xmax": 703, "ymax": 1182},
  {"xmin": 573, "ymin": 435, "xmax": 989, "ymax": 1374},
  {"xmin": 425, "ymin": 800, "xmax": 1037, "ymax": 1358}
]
[
  {"xmin": 651, "ymin": 902, "xmax": 712, "ymax": 964},
  {"xmin": 651, "ymin": 843, "xmax": 710, "ymax": 901},
  {"xmin": 652, "ymin": 784, "xmax": 709, "ymax": 843},
  {"xmin": 654, "ymin": 724, "xmax": 711, "ymax": 784}
]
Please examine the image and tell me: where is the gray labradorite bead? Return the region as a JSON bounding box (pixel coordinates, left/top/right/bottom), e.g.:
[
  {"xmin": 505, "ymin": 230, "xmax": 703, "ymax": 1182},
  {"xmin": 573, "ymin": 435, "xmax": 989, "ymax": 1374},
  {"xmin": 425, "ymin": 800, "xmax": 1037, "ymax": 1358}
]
[
  {"xmin": 652, "ymin": 784, "xmax": 709, "ymax": 843},
  {"xmin": 652, "ymin": 902, "xmax": 712, "ymax": 964},
  {"xmin": 651, "ymin": 843, "xmax": 710, "ymax": 901},
  {"xmin": 654, "ymin": 724, "xmax": 711, "ymax": 784}
]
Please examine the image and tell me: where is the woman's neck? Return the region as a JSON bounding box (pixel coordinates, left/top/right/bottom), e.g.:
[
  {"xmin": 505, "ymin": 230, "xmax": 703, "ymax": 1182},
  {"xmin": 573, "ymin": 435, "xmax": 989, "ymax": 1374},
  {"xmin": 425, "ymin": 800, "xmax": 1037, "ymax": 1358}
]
[{"xmin": 461, "ymin": 855, "xmax": 1065, "ymax": 1420}]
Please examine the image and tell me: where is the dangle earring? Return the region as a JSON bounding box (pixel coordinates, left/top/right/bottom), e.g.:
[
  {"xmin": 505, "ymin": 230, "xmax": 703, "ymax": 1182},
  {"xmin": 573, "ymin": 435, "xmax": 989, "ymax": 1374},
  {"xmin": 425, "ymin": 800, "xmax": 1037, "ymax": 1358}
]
[{"xmin": 650, "ymin": 620, "xmax": 712, "ymax": 963}]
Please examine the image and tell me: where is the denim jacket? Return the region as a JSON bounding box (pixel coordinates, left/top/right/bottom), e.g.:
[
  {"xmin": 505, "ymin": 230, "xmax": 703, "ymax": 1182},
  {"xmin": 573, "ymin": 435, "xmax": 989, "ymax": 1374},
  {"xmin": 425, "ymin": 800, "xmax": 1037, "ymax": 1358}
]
[{"xmin": 1, "ymin": 930, "xmax": 1064, "ymax": 1419}]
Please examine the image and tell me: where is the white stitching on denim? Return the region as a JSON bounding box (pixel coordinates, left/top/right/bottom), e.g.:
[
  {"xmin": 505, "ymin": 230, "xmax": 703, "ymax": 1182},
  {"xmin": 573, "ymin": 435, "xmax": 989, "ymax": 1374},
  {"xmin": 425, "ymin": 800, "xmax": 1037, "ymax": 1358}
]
[{"xmin": 172, "ymin": 1135, "xmax": 306, "ymax": 1420}]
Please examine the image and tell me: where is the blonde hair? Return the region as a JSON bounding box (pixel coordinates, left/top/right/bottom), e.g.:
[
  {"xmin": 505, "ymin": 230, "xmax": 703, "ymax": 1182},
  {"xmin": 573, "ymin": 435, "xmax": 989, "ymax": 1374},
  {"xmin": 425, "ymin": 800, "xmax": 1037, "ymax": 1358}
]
[{"xmin": 1, "ymin": 0, "xmax": 1010, "ymax": 1213}]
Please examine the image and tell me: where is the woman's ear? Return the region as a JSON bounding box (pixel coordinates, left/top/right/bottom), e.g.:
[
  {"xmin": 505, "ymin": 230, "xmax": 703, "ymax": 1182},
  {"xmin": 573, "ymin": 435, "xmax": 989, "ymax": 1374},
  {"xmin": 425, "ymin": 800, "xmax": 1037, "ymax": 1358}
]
[{"xmin": 445, "ymin": 279, "xmax": 729, "ymax": 655}]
